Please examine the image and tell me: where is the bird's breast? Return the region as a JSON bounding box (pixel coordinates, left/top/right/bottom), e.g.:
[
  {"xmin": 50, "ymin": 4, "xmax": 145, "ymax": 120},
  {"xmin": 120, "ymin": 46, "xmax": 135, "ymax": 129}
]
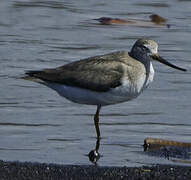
[
  {"xmin": 110, "ymin": 62, "xmax": 154, "ymax": 102},
  {"xmin": 145, "ymin": 62, "xmax": 154, "ymax": 88}
]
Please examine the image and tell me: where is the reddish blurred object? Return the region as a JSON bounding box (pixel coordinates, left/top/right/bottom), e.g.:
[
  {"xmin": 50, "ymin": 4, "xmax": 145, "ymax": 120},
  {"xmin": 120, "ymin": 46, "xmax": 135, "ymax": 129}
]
[{"xmin": 93, "ymin": 17, "xmax": 135, "ymax": 25}]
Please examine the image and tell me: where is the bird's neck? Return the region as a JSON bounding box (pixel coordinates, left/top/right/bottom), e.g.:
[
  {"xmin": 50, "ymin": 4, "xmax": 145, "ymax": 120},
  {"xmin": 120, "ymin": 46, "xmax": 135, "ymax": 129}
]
[
  {"xmin": 129, "ymin": 48, "xmax": 152, "ymax": 89},
  {"xmin": 129, "ymin": 48, "xmax": 151, "ymax": 76}
]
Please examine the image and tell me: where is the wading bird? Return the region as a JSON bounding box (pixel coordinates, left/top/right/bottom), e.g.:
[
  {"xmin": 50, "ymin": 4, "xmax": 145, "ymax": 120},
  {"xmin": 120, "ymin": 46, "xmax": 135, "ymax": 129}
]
[{"xmin": 24, "ymin": 39, "xmax": 186, "ymax": 140}]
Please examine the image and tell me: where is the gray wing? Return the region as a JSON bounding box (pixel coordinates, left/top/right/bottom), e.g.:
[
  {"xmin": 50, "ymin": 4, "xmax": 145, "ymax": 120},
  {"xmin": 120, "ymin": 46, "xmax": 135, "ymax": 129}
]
[{"xmin": 26, "ymin": 52, "xmax": 126, "ymax": 92}]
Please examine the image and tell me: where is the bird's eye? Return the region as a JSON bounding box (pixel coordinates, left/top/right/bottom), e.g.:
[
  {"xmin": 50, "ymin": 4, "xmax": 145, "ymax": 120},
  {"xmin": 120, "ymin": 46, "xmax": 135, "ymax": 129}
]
[
  {"xmin": 142, "ymin": 45, "xmax": 150, "ymax": 52},
  {"xmin": 142, "ymin": 45, "xmax": 153, "ymax": 56}
]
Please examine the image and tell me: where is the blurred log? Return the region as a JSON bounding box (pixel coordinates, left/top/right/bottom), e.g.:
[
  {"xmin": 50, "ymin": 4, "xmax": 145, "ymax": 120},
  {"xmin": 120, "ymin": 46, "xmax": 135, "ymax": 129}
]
[
  {"xmin": 93, "ymin": 14, "xmax": 169, "ymax": 28},
  {"xmin": 144, "ymin": 137, "xmax": 191, "ymax": 151},
  {"xmin": 93, "ymin": 17, "xmax": 135, "ymax": 25}
]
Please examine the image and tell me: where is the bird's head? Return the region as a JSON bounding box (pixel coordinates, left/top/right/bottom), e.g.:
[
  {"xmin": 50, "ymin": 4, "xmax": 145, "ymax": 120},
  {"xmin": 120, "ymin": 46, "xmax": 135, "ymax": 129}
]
[{"xmin": 131, "ymin": 39, "xmax": 186, "ymax": 72}]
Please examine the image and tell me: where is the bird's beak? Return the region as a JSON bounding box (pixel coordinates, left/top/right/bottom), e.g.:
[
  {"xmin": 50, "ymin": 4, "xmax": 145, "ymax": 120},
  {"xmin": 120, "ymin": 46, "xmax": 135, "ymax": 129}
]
[{"xmin": 152, "ymin": 54, "xmax": 187, "ymax": 72}]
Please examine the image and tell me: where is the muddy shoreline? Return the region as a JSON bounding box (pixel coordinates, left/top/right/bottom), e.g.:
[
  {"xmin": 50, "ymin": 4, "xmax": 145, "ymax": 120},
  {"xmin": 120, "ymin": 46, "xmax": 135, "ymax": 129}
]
[{"xmin": 0, "ymin": 160, "xmax": 191, "ymax": 180}]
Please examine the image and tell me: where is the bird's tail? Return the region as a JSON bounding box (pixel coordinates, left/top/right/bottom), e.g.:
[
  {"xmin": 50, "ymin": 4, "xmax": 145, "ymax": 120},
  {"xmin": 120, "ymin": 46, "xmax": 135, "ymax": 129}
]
[
  {"xmin": 22, "ymin": 70, "xmax": 44, "ymax": 83},
  {"xmin": 25, "ymin": 70, "xmax": 42, "ymax": 77}
]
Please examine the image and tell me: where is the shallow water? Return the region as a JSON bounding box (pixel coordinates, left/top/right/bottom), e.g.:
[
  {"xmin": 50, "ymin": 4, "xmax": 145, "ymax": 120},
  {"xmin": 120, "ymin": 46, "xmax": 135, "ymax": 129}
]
[{"xmin": 0, "ymin": 0, "xmax": 191, "ymax": 166}]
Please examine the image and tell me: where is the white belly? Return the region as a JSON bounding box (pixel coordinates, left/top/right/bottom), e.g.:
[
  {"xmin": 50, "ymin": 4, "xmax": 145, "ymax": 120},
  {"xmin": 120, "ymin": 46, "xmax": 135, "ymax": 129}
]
[
  {"xmin": 43, "ymin": 63, "xmax": 154, "ymax": 106},
  {"xmin": 44, "ymin": 80, "xmax": 144, "ymax": 106},
  {"xmin": 45, "ymin": 84, "xmax": 134, "ymax": 106}
]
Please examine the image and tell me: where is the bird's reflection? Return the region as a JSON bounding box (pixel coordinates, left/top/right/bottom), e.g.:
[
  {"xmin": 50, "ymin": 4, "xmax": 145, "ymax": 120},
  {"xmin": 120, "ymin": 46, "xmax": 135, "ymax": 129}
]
[{"xmin": 88, "ymin": 138, "xmax": 101, "ymax": 164}]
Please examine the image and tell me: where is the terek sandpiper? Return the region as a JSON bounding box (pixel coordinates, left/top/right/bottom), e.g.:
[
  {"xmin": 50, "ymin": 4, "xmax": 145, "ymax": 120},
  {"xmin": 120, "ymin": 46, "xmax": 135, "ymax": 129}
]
[{"xmin": 24, "ymin": 39, "xmax": 186, "ymax": 139}]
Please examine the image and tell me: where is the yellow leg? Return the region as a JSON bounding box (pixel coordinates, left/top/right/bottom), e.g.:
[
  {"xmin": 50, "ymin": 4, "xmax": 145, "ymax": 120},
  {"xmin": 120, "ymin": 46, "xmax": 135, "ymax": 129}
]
[{"xmin": 94, "ymin": 105, "xmax": 101, "ymax": 140}]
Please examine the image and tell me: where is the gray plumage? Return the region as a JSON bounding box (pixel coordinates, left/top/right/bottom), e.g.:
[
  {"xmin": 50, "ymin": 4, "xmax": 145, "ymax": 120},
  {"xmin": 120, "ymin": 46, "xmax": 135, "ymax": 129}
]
[{"xmin": 26, "ymin": 51, "xmax": 138, "ymax": 92}]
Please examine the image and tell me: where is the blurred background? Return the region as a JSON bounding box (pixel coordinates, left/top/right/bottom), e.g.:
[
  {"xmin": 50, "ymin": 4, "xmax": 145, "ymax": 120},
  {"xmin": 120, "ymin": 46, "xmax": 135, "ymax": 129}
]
[{"xmin": 0, "ymin": 0, "xmax": 191, "ymax": 166}]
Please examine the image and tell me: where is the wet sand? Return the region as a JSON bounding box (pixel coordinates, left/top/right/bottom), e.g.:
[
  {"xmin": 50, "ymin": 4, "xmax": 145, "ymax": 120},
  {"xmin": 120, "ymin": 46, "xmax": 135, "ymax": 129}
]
[{"xmin": 0, "ymin": 160, "xmax": 191, "ymax": 180}]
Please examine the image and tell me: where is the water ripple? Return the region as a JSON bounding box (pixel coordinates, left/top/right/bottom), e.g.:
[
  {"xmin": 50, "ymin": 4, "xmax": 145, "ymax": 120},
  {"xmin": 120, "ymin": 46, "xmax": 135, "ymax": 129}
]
[{"xmin": 0, "ymin": 122, "xmax": 61, "ymax": 127}]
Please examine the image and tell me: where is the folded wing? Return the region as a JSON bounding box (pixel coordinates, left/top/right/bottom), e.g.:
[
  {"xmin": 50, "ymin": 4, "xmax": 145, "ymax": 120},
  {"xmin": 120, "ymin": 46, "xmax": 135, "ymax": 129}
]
[{"xmin": 26, "ymin": 52, "xmax": 127, "ymax": 92}]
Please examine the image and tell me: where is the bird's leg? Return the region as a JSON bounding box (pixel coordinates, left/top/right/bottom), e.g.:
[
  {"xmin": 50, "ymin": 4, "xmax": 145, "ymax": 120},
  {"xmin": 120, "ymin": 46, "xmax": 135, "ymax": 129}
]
[
  {"xmin": 94, "ymin": 105, "xmax": 101, "ymax": 140},
  {"xmin": 88, "ymin": 135, "xmax": 101, "ymax": 164},
  {"xmin": 95, "ymin": 137, "xmax": 100, "ymax": 152},
  {"xmin": 88, "ymin": 108, "xmax": 101, "ymax": 164}
]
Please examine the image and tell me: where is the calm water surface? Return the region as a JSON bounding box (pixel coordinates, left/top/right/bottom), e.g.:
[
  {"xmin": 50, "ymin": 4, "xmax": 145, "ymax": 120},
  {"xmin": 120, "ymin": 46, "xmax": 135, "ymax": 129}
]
[{"xmin": 0, "ymin": 0, "xmax": 191, "ymax": 166}]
